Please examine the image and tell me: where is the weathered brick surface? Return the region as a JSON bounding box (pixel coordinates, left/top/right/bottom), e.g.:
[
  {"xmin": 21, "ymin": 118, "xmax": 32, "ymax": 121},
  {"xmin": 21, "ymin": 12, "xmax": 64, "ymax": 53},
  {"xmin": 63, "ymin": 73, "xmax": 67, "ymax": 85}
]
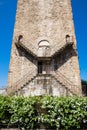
[{"xmin": 7, "ymin": 0, "xmax": 82, "ymax": 96}]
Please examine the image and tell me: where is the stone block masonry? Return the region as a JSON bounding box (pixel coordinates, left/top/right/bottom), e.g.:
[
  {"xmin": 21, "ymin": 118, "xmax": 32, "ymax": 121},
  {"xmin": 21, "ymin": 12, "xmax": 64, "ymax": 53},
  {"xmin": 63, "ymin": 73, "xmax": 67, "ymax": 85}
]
[{"xmin": 7, "ymin": 0, "xmax": 82, "ymax": 96}]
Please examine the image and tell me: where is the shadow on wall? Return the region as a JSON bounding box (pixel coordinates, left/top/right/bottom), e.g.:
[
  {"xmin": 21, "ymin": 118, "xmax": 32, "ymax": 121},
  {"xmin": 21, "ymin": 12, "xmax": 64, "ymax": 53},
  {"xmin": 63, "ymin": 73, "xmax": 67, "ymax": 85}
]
[
  {"xmin": 81, "ymin": 80, "xmax": 87, "ymax": 96},
  {"xmin": 16, "ymin": 46, "xmax": 37, "ymax": 65},
  {"xmin": 53, "ymin": 46, "xmax": 77, "ymax": 71}
]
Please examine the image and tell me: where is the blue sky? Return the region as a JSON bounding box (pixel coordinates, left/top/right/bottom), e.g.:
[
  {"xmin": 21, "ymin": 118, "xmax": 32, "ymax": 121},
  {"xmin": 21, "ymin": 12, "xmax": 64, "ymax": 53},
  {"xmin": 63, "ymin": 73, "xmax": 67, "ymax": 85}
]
[{"xmin": 0, "ymin": 0, "xmax": 87, "ymax": 88}]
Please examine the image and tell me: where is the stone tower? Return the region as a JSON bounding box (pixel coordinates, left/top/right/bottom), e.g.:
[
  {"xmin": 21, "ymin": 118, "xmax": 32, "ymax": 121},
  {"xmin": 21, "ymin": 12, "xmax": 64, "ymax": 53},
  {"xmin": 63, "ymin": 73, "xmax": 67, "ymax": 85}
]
[{"xmin": 7, "ymin": 0, "xmax": 82, "ymax": 96}]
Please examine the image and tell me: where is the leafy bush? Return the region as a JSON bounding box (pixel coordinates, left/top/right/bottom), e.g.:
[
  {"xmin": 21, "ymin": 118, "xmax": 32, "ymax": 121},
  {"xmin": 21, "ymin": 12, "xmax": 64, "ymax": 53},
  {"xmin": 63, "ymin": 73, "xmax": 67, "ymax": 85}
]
[
  {"xmin": 40, "ymin": 96, "xmax": 87, "ymax": 129},
  {"xmin": 0, "ymin": 95, "xmax": 87, "ymax": 130}
]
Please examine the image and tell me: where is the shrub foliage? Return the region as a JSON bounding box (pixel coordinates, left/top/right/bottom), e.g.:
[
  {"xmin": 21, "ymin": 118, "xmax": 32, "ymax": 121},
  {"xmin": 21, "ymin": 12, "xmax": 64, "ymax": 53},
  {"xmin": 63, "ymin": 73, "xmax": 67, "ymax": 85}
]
[{"xmin": 0, "ymin": 95, "xmax": 87, "ymax": 130}]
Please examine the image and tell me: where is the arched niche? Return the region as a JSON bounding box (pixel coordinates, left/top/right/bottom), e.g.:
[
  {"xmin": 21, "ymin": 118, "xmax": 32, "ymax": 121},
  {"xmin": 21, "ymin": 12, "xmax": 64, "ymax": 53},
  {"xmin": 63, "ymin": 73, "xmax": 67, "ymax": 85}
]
[{"xmin": 38, "ymin": 40, "xmax": 50, "ymax": 57}]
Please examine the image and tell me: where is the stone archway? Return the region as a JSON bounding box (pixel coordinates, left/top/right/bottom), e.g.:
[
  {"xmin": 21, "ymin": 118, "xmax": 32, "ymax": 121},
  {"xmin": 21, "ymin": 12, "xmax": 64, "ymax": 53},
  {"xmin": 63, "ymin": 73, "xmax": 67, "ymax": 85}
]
[{"xmin": 38, "ymin": 40, "xmax": 50, "ymax": 57}]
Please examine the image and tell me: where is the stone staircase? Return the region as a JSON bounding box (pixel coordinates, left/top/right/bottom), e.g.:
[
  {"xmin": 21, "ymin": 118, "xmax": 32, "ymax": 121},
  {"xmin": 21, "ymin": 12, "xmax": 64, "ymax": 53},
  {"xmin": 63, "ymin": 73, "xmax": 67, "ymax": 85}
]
[
  {"xmin": 12, "ymin": 73, "xmax": 77, "ymax": 96},
  {"xmin": 15, "ymin": 41, "xmax": 38, "ymax": 58},
  {"xmin": 7, "ymin": 69, "xmax": 78, "ymax": 96},
  {"xmin": 51, "ymin": 71, "xmax": 79, "ymax": 95},
  {"xmin": 51, "ymin": 37, "xmax": 74, "ymax": 57},
  {"xmin": 7, "ymin": 68, "xmax": 37, "ymax": 95},
  {"xmin": 15, "ymin": 36, "xmax": 74, "ymax": 58},
  {"xmin": 8, "ymin": 35, "xmax": 77, "ymax": 96}
]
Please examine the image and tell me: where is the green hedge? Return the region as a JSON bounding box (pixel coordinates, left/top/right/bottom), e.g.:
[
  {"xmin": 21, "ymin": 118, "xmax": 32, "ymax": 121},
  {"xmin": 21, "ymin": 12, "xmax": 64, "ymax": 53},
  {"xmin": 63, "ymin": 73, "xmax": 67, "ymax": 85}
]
[{"xmin": 0, "ymin": 95, "xmax": 87, "ymax": 130}]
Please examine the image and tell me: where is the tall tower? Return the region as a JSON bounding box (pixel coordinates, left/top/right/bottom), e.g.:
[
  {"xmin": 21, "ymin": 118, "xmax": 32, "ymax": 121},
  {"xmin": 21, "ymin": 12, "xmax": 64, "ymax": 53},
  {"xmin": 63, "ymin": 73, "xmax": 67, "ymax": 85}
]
[{"xmin": 7, "ymin": 0, "xmax": 82, "ymax": 96}]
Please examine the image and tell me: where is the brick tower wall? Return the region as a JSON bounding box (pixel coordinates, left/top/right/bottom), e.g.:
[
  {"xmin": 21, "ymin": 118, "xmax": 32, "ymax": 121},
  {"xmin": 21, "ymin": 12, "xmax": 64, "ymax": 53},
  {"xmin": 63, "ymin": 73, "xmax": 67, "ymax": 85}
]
[{"xmin": 7, "ymin": 0, "xmax": 82, "ymax": 95}]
